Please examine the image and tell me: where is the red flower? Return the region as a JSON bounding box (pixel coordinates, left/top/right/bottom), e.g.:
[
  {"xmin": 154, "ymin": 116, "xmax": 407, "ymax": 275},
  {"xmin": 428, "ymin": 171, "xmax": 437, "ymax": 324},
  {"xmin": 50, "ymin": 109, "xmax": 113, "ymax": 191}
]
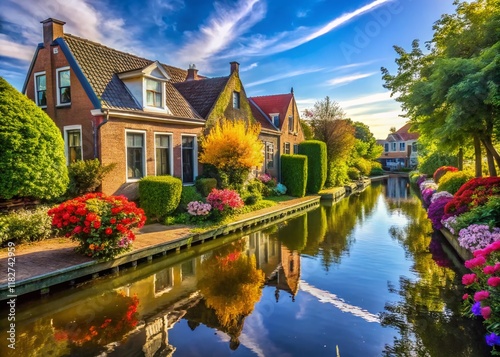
[
  {"xmin": 482, "ymin": 306, "xmax": 492, "ymax": 319},
  {"xmin": 110, "ymin": 218, "xmax": 117, "ymax": 224},
  {"xmin": 93, "ymin": 220, "xmax": 101, "ymax": 229},
  {"xmin": 73, "ymin": 226, "xmax": 82, "ymax": 234},
  {"xmin": 86, "ymin": 213, "xmax": 97, "ymax": 222},
  {"xmin": 105, "ymin": 227, "xmax": 113, "ymax": 235}
]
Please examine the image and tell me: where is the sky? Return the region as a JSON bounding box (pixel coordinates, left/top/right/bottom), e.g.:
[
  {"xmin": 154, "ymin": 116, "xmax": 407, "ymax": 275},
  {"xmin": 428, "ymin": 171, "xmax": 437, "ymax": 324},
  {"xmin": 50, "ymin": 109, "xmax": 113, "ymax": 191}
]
[{"xmin": 0, "ymin": 0, "xmax": 458, "ymax": 139}]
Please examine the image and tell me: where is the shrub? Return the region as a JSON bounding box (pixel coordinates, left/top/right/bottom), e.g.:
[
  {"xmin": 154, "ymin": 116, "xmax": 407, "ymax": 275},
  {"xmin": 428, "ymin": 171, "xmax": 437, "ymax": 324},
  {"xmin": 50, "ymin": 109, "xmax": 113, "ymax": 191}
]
[
  {"xmin": 195, "ymin": 178, "xmax": 217, "ymax": 197},
  {"xmin": 458, "ymin": 225, "xmax": 500, "ymax": 252},
  {"xmin": 207, "ymin": 189, "xmax": 244, "ymax": 219},
  {"xmin": 427, "ymin": 195, "xmax": 453, "ymax": 230},
  {"xmin": 370, "ymin": 167, "xmax": 385, "ymax": 176},
  {"xmin": 433, "ymin": 166, "xmax": 458, "ymax": 184},
  {"xmin": 326, "ymin": 160, "xmax": 349, "ymax": 187},
  {"xmin": 353, "ymin": 157, "xmax": 372, "ymax": 176},
  {"xmin": 0, "ymin": 206, "xmax": 54, "ymax": 245},
  {"xmin": 47, "ymin": 193, "xmax": 146, "ymax": 260},
  {"xmin": 418, "ymin": 152, "xmax": 458, "ymax": 176},
  {"xmin": 243, "ymin": 192, "xmax": 262, "ymax": 205},
  {"xmin": 177, "ymin": 186, "xmax": 203, "ymax": 213},
  {"xmin": 139, "ymin": 176, "xmax": 182, "ymax": 221},
  {"xmin": 298, "ymin": 140, "xmax": 327, "ymax": 193},
  {"xmin": 67, "ymin": 159, "xmax": 115, "ymax": 197},
  {"xmin": 347, "ymin": 167, "xmax": 360, "ymax": 180},
  {"xmin": 437, "ymin": 170, "xmax": 474, "ymax": 195},
  {"xmin": 186, "ymin": 201, "xmax": 212, "ymax": 223},
  {"xmin": 281, "ymin": 154, "xmax": 307, "ymax": 197},
  {"xmin": 455, "ymin": 197, "xmax": 500, "ymax": 232},
  {"xmin": 0, "ymin": 77, "xmax": 68, "ymax": 200},
  {"xmin": 444, "ymin": 177, "xmax": 500, "ymax": 217}
]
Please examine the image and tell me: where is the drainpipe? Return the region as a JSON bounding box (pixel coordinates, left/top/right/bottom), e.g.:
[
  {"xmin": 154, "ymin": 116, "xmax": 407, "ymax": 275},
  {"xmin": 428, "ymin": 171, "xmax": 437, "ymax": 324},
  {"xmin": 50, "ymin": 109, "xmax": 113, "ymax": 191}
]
[{"xmin": 90, "ymin": 109, "xmax": 109, "ymax": 159}]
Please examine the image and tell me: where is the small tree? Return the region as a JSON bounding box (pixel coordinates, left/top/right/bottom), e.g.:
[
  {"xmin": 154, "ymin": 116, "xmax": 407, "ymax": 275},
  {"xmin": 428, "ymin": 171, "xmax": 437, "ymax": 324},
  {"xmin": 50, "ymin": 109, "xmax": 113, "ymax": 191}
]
[
  {"xmin": 199, "ymin": 120, "xmax": 263, "ymax": 187},
  {"xmin": 0, "ymin": 77, "xmax": 68, "ymax": 200}
]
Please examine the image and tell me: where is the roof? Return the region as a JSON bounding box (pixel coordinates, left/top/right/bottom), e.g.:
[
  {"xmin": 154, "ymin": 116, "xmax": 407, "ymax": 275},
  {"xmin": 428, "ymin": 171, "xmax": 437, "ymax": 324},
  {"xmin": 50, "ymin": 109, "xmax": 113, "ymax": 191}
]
[
  {"xmin": 63, "ymin": 34, "xmax": 201, "ymax": 119},
  {"xmin": 248, "ymin": 99, "xmax": 279, "ymax": 133},
  {"xmin": 173, "ymin": 76, "xmax": 229, "ymax": 118},
  {"xmin": 249, "ymin": 93, "xmax": 293, "ymax": 129},
  {"xmin": 384, "ymin": 122, "xmax": 419, "ymax": 141}
]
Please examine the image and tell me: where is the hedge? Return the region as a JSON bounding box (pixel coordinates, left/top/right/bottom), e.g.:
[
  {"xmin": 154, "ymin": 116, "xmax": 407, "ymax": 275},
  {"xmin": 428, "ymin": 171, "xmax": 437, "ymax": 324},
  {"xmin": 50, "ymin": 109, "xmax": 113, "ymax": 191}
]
[
  {"xmin": 0, "ymin": 206, "xmax": 54, "ymax": 245},
  {"xmin": 281, "ymin": 154, "xmax": 307, "ymax": 197},
  {"xmin": 139, "ymin": 176, "xmax": 182, "ymax": 221},
  {"xmin": 298, "ymin": 140, "xmax": 327, "ymax": 194},
  {"xmin": 195, "ymin": 177, "xmax": 217, "ymax": 197}
]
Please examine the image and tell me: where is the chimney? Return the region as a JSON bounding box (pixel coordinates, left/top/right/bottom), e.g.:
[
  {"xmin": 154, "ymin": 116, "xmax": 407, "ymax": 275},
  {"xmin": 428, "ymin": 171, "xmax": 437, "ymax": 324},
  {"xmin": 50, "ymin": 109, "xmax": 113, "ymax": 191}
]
[
  {"xmin": 186, "ymin": 64, "xmax": 199, "ymax": 81},
  {"xmin": 41, "ymin": 18, "xmax": 66, "ymax": 46},
  {"xmin": 230, "ymin": 61, "xmax": 239, "ymax": 75}
]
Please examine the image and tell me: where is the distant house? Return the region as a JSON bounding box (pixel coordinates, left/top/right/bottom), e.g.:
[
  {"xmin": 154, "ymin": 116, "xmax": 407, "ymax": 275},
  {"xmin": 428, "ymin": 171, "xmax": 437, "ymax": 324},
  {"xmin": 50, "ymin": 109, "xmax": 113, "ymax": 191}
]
[
  {"xmin": 377, "ymin": 123, "xmax": 419, "ymax": 170},
  {"xmin": 249, "ymin": 90, "xmax": 305, "ymax": 180}
]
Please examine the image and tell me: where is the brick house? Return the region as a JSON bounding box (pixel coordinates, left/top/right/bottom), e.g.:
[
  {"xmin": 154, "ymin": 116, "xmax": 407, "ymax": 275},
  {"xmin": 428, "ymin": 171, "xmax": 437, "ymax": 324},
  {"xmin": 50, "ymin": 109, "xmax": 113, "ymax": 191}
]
[
  {"xmin": 249, "ymin": 91, "xmax": 305, "ymax": 180},
  {"xmin": 377, "ymin": 123, "xmax": 419, "ymax": 170}
]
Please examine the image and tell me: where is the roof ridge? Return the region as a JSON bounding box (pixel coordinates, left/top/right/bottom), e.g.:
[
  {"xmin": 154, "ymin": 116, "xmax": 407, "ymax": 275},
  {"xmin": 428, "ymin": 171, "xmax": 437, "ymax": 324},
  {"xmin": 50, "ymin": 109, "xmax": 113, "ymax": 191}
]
[
  {"xmin": 174, "ymin": 75, "xmax": 230, "ymax": 86},
  {"xmin": 249, "ymin": 93, "xmax": 292, "ymax": 99}
]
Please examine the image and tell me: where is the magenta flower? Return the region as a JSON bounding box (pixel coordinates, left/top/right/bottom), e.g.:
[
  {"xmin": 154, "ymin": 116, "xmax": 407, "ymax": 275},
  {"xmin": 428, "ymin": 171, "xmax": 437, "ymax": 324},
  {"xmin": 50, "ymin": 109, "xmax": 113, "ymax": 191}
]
[
  {"xmin": 487, "ymin": 277, "xmax": 500, "ymax": 287},
  {"xmin": 463, "ymin": 293, "xmax": 469, "ymax": 300},
  {"xmin": 481, "ymin": 306, "xmax": 492, "ymax": 319},
  {"xmin": 462, "ymin": 273, "xmax": 477, "ymax": 286},
  {"xmin": 464, "ymin": 256, "xmax": 486, "ymax": 269},
  {"xmin": 483, "ymin": 265, "xmax": 495, "ymax": 275},
  {"xmin": 474, "ymin": 290, "xmax": 490, "ymax": 302}
]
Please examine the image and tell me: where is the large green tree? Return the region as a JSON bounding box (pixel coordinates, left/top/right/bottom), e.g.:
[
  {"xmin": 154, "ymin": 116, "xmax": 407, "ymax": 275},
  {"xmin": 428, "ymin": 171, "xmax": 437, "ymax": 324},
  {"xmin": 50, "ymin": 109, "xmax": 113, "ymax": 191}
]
[
  {"xmin": 0, "ymin": 77, "xmax": 68, "ymax": 199},
  {"xmin": 382, "ymin": 0, "xmax": 500, "ymax": 177}
]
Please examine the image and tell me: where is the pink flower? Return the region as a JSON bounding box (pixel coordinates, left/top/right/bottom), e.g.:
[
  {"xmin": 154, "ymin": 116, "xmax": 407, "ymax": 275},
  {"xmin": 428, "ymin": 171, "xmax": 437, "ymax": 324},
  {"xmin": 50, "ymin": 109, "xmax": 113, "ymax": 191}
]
[
  {"xmin": 462, "ymin": 273, "xmax": 477, "ymax": 285},
  {"xmin": 487, "ymin": 277, "xmax": 500, "ymax": 287},
  {"xmin": 483, "ymin": 265, "xmax": 496, "ymax": 275},
  {"xmin": 474, "ymin": 290, "xmax": 490, "ymax": 301},
  {"xmin": 495, "ymin": 263, "xmax": 500, "ymax": 272},
  {"xmin": 465, "ymin": 256, "xmax": 487, "ymax": 269},
  {"xmin": 463, "ymin": 293, "xmax": 469, "ymax": 300},
  {"xmin": 482, "ymin": 306, "xmax": 492, "ymax": 319}
]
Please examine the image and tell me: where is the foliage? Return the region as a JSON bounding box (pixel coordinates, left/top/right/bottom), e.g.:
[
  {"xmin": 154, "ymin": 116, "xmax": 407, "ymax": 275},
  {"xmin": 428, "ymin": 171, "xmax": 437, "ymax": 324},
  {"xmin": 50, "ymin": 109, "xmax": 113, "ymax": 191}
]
[
  {"xmin": 281, "ymin": 154, "xmax": 307, "ymax": 197},
  {"xmin": 438, "ymin": 170, "xmax": 475, "ymax": 194},
  {"xmin": 427, "ymin": 195, "xmax": 453, "ymax": 229},
  {"xmin": 444, "ymin": 177, "xmax": 500, "ymax": 216},
  {"xmin": 298, "ymin": 140, "xmax": 327, "ymax": 193},
  {"xmin": 349, "ymin": 121, "xmax": 383, "ymax": 176},
  {"xmin": 207, "ymin": 188, "xmax": 244, "ymax": 219},
  {"xmin": 67, "ymin": 159, "xmax": 115, "ymax": 197},
  {"xmin": 257, "ymin": 174, "xmax": 277, "ymax": 187},
  {"xmin": 458, "ymin": 224, "xmax": 500, "ymax": 252},
  {"xmin": 47, "ymin": 193, "xmax": 145, "ymax": 260},
  {"xmin": 462, "ymin": 240, "xmax": 500, "ymax": 353},
  {"xmin": 327, "ymin": 160, "xmax": 349, "ymax": 187},
  {"xmin": 195, "ymin": 178, "xmax": 217, "ymax": 197},
  {"xmin": 370, "ymin": 167, "xmax": 385, "ymax": 176},
  {"xmin": 455, "ymin": 196, "xmax": 500, "ymax": 232},
  {"xmin": 0, "ymin": 205, "xmax": 54, "ymax": 244},
  {"xmin": 347, "ymin": 167, "xmax": 361, "ymax": 180},
  {"xmin": 246, "ymin": 178, "xmax": 269, "ymax": 197},
  {"xmin": 300, "ymin": 119, "xmax": 314, "ymax": 140},
  {"xmin": 199, "ymin": 120, "xmax": 263, "ymax": 187},
  {"xmin": 138, "ymin": 176, "xmax": 182, "ymax": 221},
  {"xmin": 177, "ymin": 186, "xmax": 203, "ymax": 213},
  {"xmin": 418, "ymin": 152, "xmax": 459, "ymax": 176},
  {"xmin": 433, "ymin": 166, "xmax": 459, "ymax": 184},
  {"xmin": 0, "ymin": 77, "xmax": 68, "ymax": 200}
]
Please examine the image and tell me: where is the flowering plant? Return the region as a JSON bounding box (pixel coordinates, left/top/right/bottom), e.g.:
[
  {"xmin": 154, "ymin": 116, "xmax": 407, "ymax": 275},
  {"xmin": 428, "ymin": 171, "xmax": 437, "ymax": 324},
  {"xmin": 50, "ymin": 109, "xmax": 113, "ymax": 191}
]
[
  {"xmin": 421, "ymin": 187, "xmax": 436, "ymax": 207},
  {"xmin": 458, "ymin": 224, "xmax": 500, "ymax": 252},
  {"xmin": 462, "ymin": 240, "xmax": 500, "ymax": 352},
  {"xmin": 433, "ymin": 166, "xmax": 458, "ymax": 184},
  {"xmin": 427, "ymin": 195, "xmax": 453, "ymax": 230},
  {"xmin": 441, "ymin": 215, "xmax": 458, "ymax": 235},
  {"xmin": 258, "ymin": 174, "xmax": 277, "ymax": 187},
  {"xmin": 444, "ymin": 177, "xmax": 500, "ymax": 216},
  {"xmin": 48, "ymin": 193, "xmax": 146, "ymax": 260},
  {"xmin": 416, "ymin": 174, "xmax": 427, "ymax": 187},
  {"xmin": 430, "ymin": 191, "xmax": 453, "ymax": 204},
  {"xmin": 187, "ymin": 201, "xmax": 212, "ymax": 222},
  {"xmin": 207, "ymin": 188, "xmax": 244, "ymax": 219}
]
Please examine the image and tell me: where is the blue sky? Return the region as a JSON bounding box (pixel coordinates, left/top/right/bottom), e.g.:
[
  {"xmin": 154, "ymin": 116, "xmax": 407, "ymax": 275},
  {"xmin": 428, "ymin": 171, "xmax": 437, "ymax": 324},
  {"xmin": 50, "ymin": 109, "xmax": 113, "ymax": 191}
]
[{"xmin": 0, "ymin": 0, "xmax": 457, "ymax": 138}]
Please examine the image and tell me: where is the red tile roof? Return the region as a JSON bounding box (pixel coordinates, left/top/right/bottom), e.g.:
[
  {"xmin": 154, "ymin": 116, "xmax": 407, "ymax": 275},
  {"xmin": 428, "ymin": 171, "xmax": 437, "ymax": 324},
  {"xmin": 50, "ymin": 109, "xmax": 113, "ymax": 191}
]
[
  {"xmin": 248, "ymin": 99, "xmax": 279, "ymax": 133},
  {"xmin": 394, "ymin": 122, "xmax": 419, "ymax": 141},
  {"xmin": 249, "ymin": 93, "xmax": 293, "ymax": 129}
]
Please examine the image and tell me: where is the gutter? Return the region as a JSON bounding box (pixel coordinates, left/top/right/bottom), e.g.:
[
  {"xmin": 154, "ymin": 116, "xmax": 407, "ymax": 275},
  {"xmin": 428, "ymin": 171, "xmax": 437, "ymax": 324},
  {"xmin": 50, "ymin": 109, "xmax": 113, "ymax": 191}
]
[{"xmin": 91, "ymin": 108, "xmax": 109, "ymax": 159}]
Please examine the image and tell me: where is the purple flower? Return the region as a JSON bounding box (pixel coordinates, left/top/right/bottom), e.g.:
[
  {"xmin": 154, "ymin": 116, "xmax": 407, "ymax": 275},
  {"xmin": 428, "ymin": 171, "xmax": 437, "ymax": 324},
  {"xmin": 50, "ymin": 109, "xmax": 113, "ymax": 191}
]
[
  {"xmin": 427, "ymin": 196, "xmax": 453, "ymax": 230},
  {"xmin": 485, "ymin": 333, "xmax": 500, "ymax": 347},
  {"xmin": 471, "ymin": 301, "xmax": 482, "ymax": 316},
  {"xmin": 458, "ymin": 225, "xmax": 500, "ymax": 252}
]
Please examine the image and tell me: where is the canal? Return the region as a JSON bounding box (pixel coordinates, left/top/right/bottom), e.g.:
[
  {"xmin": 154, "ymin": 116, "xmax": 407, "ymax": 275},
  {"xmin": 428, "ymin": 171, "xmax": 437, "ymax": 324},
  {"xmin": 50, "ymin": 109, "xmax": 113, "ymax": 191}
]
[{"xmin": 0, "ymin": 178, "xmax": 489, "ymax": 356}]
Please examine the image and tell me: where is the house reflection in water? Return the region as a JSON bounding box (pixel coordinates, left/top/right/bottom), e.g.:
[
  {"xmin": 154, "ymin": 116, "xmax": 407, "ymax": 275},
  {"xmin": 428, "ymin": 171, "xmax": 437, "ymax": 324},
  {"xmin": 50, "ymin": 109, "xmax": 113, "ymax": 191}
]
[
  {"xmin": 104, "ymin": 230, "xmax": 301, "ymax": 356},
  {"xmin": 385, "ymin": 176, "xmax": 411, "ymax": 200}
]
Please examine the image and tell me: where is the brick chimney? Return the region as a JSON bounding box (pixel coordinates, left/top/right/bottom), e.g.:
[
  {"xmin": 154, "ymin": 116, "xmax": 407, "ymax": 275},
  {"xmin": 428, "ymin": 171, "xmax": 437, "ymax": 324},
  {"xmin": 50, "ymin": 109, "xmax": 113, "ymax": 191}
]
[
  {"xmin": 41, "ymin": 18, "xmax": 66, "ymax": 46},
  {"xmin": 186, "ymin": 64, "xmax": 199, "ymax": 81},
  {"xmin": 230, "ymin": 61, "xmax": 239, "ymax": 75}
]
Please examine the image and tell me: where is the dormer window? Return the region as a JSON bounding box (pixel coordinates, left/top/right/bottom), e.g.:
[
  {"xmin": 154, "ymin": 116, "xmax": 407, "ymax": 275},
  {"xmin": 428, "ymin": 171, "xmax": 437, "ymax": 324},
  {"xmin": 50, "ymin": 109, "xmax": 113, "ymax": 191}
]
[
  {"xmin": 145, "ymin": 78, "xmax": 162, "ymax": 108},
  {"xmin": 271, "ymin": 113, "xmax": 279, "ymax": 128}
]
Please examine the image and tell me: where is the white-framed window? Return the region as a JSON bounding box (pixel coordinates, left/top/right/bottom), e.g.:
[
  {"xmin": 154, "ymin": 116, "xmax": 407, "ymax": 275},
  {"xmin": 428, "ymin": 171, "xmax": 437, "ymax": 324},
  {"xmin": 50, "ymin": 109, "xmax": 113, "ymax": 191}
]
[
  {"xmin": 181, "ymin": 135, "xmax": 197, "ymax": 184},
  {"xmin": 126, "ymin": 130, "xmax": 146, "ymax": 181},
  {"xmin": 270, "ymin": 113, "xmax": 279, "ymax": 128},
  {"xmin": 233, "ymin": 91, "xmax": 240, "ymax": 109},
  {"xmin": 154, "ymin": 268, "xmax": 174, "ymax": 297},
  {"xmin": 265, "ymin": 142, "xmax": 274, "ymax": 169},
  {"xmin": 145, "ymin": 78, "xmax": 163, "ymax": 108},
  {"xmin": 391, "ymin": 142, "xmax": 397, "ymax": 151},
  {"xmin": 400, "ymin": 142, "xmax": 406, "ymax": 151},
  {"xmin": 56, "ymin": 67, "xmax": 71, "ymax": 106},
  {"xmin": 63, "ymin": 125, "xmax": 82, "ymax": 164},
  {"xmin": 155, "ymin": 133, "xmax": 172, "ymax": 176},
  {"xmin": 34, "ymin": 71, "xmax": 46, "ymax": 107},
  {"xmin": 284, "ymin": 142, "xmax": 290, "ymax": 154},
  {"xmin": 288, "ymin": 115, "xmax": 294, "ymax": 132}
]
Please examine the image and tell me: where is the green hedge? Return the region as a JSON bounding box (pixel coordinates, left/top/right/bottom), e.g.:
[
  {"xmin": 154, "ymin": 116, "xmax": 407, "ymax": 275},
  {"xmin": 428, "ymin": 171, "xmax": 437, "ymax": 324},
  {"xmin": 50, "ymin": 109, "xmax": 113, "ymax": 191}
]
[
  {"xmin": 177, "ymin": 186, "xmax": 203, "ymax": 212},
  {"xmin": 0, "ymin": 206, "xmax": 54, "ymax": 245},
  {"xmin": 281, "ymin": 154, "xmax": 307, "ymax": 197},
  {"xmin": 298, "ymin": 140, "xmax": 327, "ymax": 193},
  {"xmin": 139, "ymin": 176, "xmax": 182, "ymax": 221},
  {"xmin": 67, "ymin": 159, "xmax": 115, "ymax": 197},
  {"xmin": 195, "ymin": 178, "xmax": 217, "ymax": 197}
]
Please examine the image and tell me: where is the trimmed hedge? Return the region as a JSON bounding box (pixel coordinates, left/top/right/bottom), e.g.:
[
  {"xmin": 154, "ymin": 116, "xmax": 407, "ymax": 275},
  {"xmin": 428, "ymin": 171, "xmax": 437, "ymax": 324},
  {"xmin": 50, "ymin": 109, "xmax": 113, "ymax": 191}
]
[
  {"xmin": 195, "ymin": 178, "xmax": 217, "ymax": 197},
  {"xmin": 0, "ymin": 206, "xmax": 54, "ymax": 245},
  {"xmin": 298, "ymin": 140, "xmax": 327, "ymax": 193},
  {"xmin": 177, "ymin": 186, "xmax": 203, "ymax": 212},
  {"xmin": 139, "ymin": 176, "xmax": 182, "ymax": 221},
  {"xmin": 281, "ymin": 154, "xmax": 307, "ymax": 197}
]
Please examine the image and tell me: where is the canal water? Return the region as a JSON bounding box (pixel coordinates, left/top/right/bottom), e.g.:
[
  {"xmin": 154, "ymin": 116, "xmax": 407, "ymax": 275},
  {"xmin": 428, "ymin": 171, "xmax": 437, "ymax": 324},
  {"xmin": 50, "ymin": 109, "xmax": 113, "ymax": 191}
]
[{"xmin": 1, "ymin": 178, "xmax": 489, "ymax": 357}]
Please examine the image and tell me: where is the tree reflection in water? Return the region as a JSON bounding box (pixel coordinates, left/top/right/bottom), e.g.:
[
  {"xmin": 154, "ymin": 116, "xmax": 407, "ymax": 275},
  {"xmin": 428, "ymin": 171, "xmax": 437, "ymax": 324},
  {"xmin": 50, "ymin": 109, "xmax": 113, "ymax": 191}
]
[{"xmin": 382, "ymin": 191, "xmax": 489, "ymax": 356}]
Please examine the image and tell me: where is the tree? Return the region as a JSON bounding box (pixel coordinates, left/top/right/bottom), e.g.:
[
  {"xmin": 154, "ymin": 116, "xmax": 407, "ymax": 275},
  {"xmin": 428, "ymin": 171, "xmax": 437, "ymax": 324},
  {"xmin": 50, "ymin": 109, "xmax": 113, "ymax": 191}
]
[
  {"xmin": 0, "ymin": 77, "xmax": 68, "ymax": 200},
  {"xmin": 199, "ymin": 119, "xmax": 263, "ymax": 187},
  {"xmin": 300, "ymin": 118, "xmax": 314, "ymax": 140},
  {"xmin": 305, "ymin": 97, "xmax": 356, "ymax": 186}
]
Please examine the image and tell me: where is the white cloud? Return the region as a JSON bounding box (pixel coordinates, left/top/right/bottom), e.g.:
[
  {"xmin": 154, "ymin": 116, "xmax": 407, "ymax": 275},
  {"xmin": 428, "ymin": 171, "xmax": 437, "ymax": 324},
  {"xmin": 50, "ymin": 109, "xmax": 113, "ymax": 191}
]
[
  {"xmin": 326, "ymin": 72, "xmax": 377, "ymax": 87},
  {"xmin": 329, "ymin": 60, "xmax": 377, "ymax": 72},
  {"xmin": 176, "ymin": 0, "xmax": 266, "ymax": 69},
  {"xmin": 296, "ymin": 9, "xmax": 310, "ymax": 18},
  {"xmin": 338, "ymin": 91, "xmax": 393, "ymax": 108},
  {"xmin": 246, "ymin": 67, "xmax": 324, "ymax": 88},
  {"xmin": 0, "ymin": 35, "xmax": 36, "ymax": 62},
  {"xmin": 240, "ymin": 62, "xmax": 259, "ymax": 72}
]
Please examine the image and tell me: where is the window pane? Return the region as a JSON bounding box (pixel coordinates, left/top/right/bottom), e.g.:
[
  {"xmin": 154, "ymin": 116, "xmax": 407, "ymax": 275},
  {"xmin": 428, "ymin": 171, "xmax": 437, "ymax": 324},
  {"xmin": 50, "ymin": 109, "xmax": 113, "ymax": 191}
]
[
  {"xmin": 127, "ymin": 133, "xmax": 144, "ymax": 179},
  {"xmin": 146, "ymin": 79, "xmax": 160, "ymax": 91},
  {"xmin": 36, "ymin": 75, "xmax": 46, "ymax": 90},
  {"xmin": 60, "ymin": 88, "xmax": 71, "ymax": 103},
  {"xmin": 155, "ymin": 92, "xmax": 162, "ymax": 106},
  {"xmin": 182, "ymin": 136, "xmax": 194, "ymax": 148},
  {"xmin": 59, "ymin": 70, "xmax": 70, "ymax": 87}
]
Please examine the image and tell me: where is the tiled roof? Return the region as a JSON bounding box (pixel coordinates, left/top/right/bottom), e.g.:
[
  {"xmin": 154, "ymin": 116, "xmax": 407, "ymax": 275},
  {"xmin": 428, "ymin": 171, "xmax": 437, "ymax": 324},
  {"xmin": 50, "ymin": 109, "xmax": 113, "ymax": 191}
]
[
  {"xmin": 173, "ymin": 77, "xmax": 229, "ymax": 119},
  {"xmin": 63, "ymin": 34, "xmax": 201, "ymax": 119},
  {"xmin": 249, "ymin": 93, "xmax": 293, "ymax": 129},
  {"xmin": 395, "ymin": 122, "xmax": 419, "ymax": 141},
  {"xmin": 248, "ymin": 99, "xmax": 279, "ymax": 133}
]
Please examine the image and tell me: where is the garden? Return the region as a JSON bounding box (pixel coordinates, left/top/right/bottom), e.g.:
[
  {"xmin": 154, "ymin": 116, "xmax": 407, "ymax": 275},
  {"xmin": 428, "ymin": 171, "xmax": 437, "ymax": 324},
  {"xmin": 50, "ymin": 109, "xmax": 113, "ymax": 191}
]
[{"xmin": 411, "ymin": 167, "xmax": 500, "ymax": 354}]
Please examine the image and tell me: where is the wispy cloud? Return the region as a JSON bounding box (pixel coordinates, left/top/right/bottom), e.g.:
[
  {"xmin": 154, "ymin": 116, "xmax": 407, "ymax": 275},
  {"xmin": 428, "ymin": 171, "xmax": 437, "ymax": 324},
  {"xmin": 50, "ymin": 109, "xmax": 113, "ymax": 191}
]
[
  {"xmin": 176, "ymin": 0, "xmax": 266, "ymax": 69},
  {"xmin": 0, "ymin": 35, "xmax": 35, "ymax": 62},
  {"xmin": 240, "ymin": 62, "xmax": 259, "ymax": 72},
  {"xmin": 329, "ymin": 60, "xmax": 377, "ymax": 72},
  {"xmin": 246, "ymin": 67, "xmax": 324, "ymax": 88},
  {"xmin": 326, "ymin": 72, "xmax": 377, "ymax": 87},
  {"xmin": 296, "ymin": 9, "xmax": 310, "ymax": 18},
  {"xmin": 224, "ymin": 0, "xmax": 392, "ymax": 58},
  {"xmin": 338, "ymin": 91, "xmax": 393, "ymax": 108}
]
